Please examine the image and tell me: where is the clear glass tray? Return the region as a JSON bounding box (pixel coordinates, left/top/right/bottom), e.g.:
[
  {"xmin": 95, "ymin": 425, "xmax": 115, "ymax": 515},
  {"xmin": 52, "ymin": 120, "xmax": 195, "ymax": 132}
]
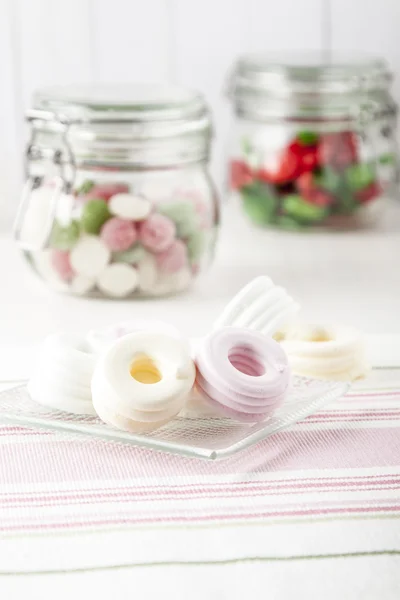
[{"xmin": 0, "ymin": 378, "xmax": 349, "ymax": 460}]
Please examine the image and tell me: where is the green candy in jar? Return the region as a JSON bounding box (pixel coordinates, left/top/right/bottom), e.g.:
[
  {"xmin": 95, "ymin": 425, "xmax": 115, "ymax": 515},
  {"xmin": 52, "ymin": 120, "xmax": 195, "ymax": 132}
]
[
  {"xmin": 314, "ymin": 168, "xmax": 342, "ymax": 195},
  {"xmin": 50, "ymin": 220, "xmax": 80, "ymax": 250},
  {"xmin": 345, "ymin": 163, "xmax": 375, "ymax": 191},
  {"xmin": 81, "ymin": 199, "xmax": 111, "ymax": 234},
  {"xmin": 113, "ymin": 244, "xmax": 147, "ymax": 265},
  {"xmin": 159, "ymin": 202, "xmax": 198, "ymax": 238},
  {"xmin": 240, "ymin": 182, "xmax": 277, "ymax": 226},
  {"xmin": 187, "ymin": 230, "xmax": 205, "ymax": 262},
  {"xmin": 282, "ymin": 194, "xmax": 328, "ymax": 224}
]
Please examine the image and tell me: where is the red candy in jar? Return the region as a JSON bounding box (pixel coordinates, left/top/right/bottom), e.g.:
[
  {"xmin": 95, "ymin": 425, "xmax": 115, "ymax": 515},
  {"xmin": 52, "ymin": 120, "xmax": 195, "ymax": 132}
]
[
  {"xmin": 318, "ymin": 131, "xmax": 358, "ymax": 170},
  {"xmin": 229, "ymin": 160, "xmax": 253, "ymax": 189}
]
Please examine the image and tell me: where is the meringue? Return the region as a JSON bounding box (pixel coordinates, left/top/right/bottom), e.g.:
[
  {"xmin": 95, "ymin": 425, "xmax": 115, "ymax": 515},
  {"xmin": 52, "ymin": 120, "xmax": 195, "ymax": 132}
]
[
  {"xmin": 276, "ymin": 323, "xmax": 369, "ymax": 381},
  {"xmin": 213, "ymin": 275, "xmax": 299, "ymax": 336},
  {"xmin": 28, "ymin": 333, "xmax": 97, "ymax": 415},
  {"xmin": 91, "ymin": 332, "xmax": 195, "ymax": 432},
  {"xmin": 195, "ymin": 327, "xmax": 291, "ymax": 422}
]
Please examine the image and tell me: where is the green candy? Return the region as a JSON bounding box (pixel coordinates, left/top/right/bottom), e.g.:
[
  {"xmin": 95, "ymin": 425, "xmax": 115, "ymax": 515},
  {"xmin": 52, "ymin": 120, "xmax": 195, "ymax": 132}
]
[
  {"xmin": 50, "ymin": 220, "xmax": 80, "ymax": 250},
  {"xmin": 75, "ymin": 180, "xmax": 95, "ymax": 195},
  {"xmin": 187, "ymin": 230, "xmax": 205, "ymax": 263},
  {"xmin": 81, "ymin": 199, "xmax": 111, "ymax": 234},
  {"xmin": 314, "ymin": 168, "xmax": 341, "ymax": 194},
  {"xmin": 345, "ymin": 163, "xmax": 375, "ymax": 191},
  {"xmin": 282, "ymin": 194, "xmax": 327, "ymax": 223},
  {"xmin": 297, "ymin": 130, "xmax": 319, "ymax": 146},
  {"xmin": 276, "ymin": 216, "xmax": 305, "ymax": 231},
  {"xmin": 159, "ymin": 202, "xmax": 198, "ymax": 238},
  {"xmin": 240, "ymin": 182, "xmax": 277, "ymax": 226},
  {"xmin": 113, "ymin": 244, "xmax": 146, "ymax": 264}
]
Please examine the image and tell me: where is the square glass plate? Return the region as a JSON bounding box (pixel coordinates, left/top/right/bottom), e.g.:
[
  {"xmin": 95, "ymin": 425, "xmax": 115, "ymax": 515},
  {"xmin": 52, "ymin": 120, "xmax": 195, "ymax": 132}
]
[{"xmin": 0, "ymin": 377, "xmax": 349, "ymax": 460}]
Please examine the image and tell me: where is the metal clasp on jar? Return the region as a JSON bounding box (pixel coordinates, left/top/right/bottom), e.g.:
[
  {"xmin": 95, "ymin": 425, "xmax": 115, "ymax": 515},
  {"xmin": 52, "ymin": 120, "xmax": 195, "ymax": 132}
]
[{"xmin": 13, "ymin": 109, "xmax": 76, "ymax": 251}]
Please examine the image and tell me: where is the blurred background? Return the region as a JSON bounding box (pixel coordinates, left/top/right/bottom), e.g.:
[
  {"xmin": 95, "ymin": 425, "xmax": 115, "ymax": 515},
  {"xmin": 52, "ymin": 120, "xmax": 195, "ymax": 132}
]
[{"xmin": 0, "ymin": 0, "xmax": 399, "ymax": 231}]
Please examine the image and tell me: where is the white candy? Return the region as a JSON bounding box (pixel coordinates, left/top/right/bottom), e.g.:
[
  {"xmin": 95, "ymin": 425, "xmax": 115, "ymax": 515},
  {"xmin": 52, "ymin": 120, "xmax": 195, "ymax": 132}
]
[
  {"xmin": 70, "ymin": 274, "xmax": 96, "ymax": 295},
  {"xmin": 28, "ymin": 333, "xmax": 96, "ymax": 415},
  {"xmin": 148, "ymin": 267, "xmax": 192, "ymax": 297},
  {"xmin": 96, "ymin": 263, "xmax": 138, "ymax": 298},
  {"xmin": 213, "ymin": 276, "xmax": 300, "ymax": 335},
  {"xmin": 70, "ymin": 236, "xmax": 110, "ymax": 278},
  {"xmin": 278, "ymin": 323, "xmax": 369, "ymax": 382},
  {"xmin": 28, "ymin": 379, "xmax": 96, "ymax": 415},
  {"xmin": 92, "ymin": 397, "xmax": 171, "ymax": 434},
  {"xmin": 166, "ymin": 267, "xmax": 192, "ymax": 293},
  {"xmin": 109, "ymin": 193, "xmax": 151, "ymax": 221},
  {"xmin": 91, "ymin": 332, "xmax": 195, "ymax": 433},
  {"xmin": 137, "ymin": 253, "xmax": 158, "ymax": 293}
]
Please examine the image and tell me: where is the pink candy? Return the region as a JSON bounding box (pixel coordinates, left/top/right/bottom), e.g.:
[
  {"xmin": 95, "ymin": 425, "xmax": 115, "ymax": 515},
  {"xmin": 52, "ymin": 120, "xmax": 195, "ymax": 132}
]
[
  {"xmin": 195, "ymin": 328, "xmax": 290, "ymax": 422},
  {"xmin": 51, "ymin": 250, "xmax": 74, "ymax": 281},
  {"xmin": 156, "ymin": 239, "xmax": 188, "ymax": 274},
  {"xmin": 139, "ymin": 213, "xmax": 176, "ymax": 253},
  {"xmin": 100, "ymin": 218, "xmax": 137, "ymax": 251}
]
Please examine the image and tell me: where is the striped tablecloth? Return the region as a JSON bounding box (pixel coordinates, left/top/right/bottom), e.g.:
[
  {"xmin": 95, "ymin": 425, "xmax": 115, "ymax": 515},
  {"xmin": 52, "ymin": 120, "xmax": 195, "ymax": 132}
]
[{"xmin": 0, "ymin": 369, "xmax": 400, "ymax": 597}]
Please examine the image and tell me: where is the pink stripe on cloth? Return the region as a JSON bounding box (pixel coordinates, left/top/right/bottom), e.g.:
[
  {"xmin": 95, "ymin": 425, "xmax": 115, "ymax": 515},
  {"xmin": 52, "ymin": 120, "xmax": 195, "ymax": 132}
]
[
  {"xmin": 1, "ymin": 476, "xmax": 400, "ymax": 507},
  {"xmin": 2, "ymin": 504, "xmax": 400, "ymax": 533},
  {"xmin": 1, "ymin": 425, "xmax": 400, "ymax": 485},
  {"xmin": 1, "ymin": 378, "xmax": 400, "ymax": 535}
]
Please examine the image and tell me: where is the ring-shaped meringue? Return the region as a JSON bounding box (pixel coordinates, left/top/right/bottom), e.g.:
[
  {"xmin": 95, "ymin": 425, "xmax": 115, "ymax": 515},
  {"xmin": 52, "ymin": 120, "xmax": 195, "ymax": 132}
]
[
  {"xmin": 91, "ymin": 332, "xmax": 196, "ymax": 432},
  {"xmin": 213, "ymin": 276, "xmax": 299, "ymax": 336},
  {"xmin": 277, "ymin": 323, "xmax": 369, "ymax": 381},
  {"xmin": 195, "ymin": 327, "xmax": 291, "ymax": 422},
  {"xmin": 28, "ymin": 332, "xmax": 96, "ymax": 415}
]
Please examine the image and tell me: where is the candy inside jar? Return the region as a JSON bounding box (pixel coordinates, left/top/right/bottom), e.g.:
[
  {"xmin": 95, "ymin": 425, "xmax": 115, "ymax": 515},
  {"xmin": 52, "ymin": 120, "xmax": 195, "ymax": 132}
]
[
  {"xmin": 227, "ymin": 54, "xmax": 398, "ymax": 230},
  {"xmin": 15, "ymin": 84, "xmax": 219, "ymax": 298}
]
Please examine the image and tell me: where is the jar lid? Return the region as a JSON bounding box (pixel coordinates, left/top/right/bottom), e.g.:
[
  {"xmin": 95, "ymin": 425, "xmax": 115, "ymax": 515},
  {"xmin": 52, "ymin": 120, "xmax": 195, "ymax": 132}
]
[
  {"xmin": 230, "ymin": 53, "xmax": 392, "ymax": 96},
  {"xmin": 27, "ymin": 84, "xmax": 212, "ymax": 167},
  {"xmin": 31, "ymin": 83, "xmax": 211, "ymax": 137}
]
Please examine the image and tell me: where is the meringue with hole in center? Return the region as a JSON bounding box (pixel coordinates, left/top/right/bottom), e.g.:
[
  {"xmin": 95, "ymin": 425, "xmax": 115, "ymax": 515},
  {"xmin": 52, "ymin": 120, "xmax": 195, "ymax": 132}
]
[
  {"xmin": 275, "ymin": 323, "xmax": 369, "ymax": 381},
  {"xmin": 195, "ymin": 327, "xmax": 291, "ymax": 422},
  {"xmin": 27, "ymin": 333, "xmax": 97, "ymax": 415},
  {"xmin": 91, "ymin": 331, "xmax": 196, "ymax": 432},
  {"xmin": 213, "ymin": 275, "xmax": 300, "ymax": 336}
]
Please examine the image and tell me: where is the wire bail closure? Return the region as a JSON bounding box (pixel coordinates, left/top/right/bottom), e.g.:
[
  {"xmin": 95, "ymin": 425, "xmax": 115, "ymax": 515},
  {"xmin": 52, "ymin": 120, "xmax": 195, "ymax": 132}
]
[{"xmin": 13, "ymin": 110, "xmax": 76, "ymax": 251}]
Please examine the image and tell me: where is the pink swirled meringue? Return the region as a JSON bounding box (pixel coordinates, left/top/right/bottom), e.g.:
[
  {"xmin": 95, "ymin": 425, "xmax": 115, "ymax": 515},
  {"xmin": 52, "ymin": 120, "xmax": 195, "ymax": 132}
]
[{"xmin": 195, "ymin": 327, "xmax": 291, "ymax": 422}]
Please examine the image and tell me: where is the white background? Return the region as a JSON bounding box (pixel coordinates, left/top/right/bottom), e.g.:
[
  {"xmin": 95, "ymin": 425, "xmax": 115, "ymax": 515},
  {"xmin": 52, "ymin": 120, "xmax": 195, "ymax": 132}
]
[{"xmin": 0, "ymin": 0, "xmax": 399, "ymax": 230}]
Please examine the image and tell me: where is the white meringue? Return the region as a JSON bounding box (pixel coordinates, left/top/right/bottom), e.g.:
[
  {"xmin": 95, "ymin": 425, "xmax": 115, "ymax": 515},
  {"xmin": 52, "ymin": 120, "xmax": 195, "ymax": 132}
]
[
  {"xmin": 28, "ymin": 333, "xmax": 97, "ymax": 415},
  {"xmin": 276, "ymin": 323, "xmax": 369, "ymax": 381},
  {"xmin": 91, "ymin": 332, "xmax": 195, "ymax": 432},
  {"xmin": 213, "ymin": 275, "xmax": 300, "ymax": 335}
]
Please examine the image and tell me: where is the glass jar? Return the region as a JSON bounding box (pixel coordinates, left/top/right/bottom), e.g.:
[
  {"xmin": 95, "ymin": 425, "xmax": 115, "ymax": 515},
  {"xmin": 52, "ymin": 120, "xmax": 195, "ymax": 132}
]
[
  {"xmin": 14, "ymin": 84, "xmax": 219, "ymax": 298},
  {"xmin": 227, "ymin": 55, "xmax": 398, "ymax": 230}
]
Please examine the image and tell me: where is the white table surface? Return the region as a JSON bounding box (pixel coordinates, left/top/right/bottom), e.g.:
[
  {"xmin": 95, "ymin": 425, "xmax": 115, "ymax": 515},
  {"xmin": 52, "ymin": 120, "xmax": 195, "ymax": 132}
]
[{"xmin": 1, "ymin": 203, "xmax": 400, "ymax": 599}]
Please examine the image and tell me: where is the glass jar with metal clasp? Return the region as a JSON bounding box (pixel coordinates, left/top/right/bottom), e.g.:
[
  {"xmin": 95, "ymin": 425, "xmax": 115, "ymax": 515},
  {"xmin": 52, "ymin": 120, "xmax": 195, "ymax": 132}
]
[
  {"xmin": 14, "ymin": 84, "xmax": 219, "ymax": 298},
  {"xmin": 226, "ymin": 54, "xmax": 398, "ymax": 230}
]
